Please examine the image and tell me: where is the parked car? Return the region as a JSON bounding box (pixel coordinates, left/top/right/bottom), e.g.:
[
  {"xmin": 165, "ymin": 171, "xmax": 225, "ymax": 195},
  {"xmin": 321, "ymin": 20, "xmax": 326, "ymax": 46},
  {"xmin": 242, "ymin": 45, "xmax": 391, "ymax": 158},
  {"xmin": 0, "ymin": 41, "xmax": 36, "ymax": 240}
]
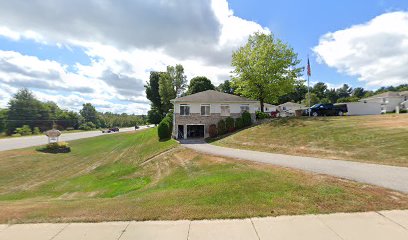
[
  {"xmin": 306, "ymin": 103, "xmax": 347, "ymax": 117},
  {"xmin": 109, "ymin": 127, "xmax": 119, "ymax": 132},
  {"xmin": 135, "ymin": 125, "xmax": 139, "ymax": 130}
]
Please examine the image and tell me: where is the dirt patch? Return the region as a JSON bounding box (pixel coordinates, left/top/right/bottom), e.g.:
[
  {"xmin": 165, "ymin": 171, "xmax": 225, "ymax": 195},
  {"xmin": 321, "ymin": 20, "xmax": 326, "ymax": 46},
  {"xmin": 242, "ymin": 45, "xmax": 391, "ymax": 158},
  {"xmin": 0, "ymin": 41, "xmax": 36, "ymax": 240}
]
[{"xmin": 362, "ymin": 115, "xmax": 408, "ymax": 129}]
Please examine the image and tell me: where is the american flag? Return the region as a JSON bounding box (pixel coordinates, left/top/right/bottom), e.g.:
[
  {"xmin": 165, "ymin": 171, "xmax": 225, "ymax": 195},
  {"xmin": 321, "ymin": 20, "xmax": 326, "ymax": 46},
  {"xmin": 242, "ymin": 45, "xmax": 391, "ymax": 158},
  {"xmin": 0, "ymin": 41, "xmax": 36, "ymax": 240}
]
[{"xmin": 307, "ymin": 58, "xmax": 311, "ymax": 77}]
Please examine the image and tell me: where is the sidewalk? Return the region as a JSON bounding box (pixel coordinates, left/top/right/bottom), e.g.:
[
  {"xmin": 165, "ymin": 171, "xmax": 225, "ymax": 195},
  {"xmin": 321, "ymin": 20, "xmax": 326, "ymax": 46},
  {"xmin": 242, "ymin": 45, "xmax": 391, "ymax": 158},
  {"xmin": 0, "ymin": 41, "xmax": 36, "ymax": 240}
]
[{"xmin": 0, "ymin": 210, "xmax": 407, "ymax": 240}]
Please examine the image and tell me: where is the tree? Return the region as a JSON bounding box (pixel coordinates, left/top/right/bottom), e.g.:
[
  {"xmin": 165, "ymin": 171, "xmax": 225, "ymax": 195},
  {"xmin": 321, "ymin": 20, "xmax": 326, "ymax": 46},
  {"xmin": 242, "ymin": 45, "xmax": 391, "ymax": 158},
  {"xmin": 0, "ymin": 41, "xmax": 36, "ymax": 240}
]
[
  {"xmin": 336, "ymin": 84, "xmax": 352, "ymax": 99},
  {"xmin": 6, "ymin": 88, "xmax": 51, "ymax": 135},
  {"xmin": 352, "ymin": 87, "xmax": 367, "ymax": 98},
  {"xmin": 301, "ymin": 92, "xmax": 319, "ymax": 106},
  {"xmin": 326, "ymin": 88, "xmax": 339, "ymax": 103},
  {"xmin": 187, "ymin": 76, "xmax": 215, "ymax": 95},
  {"xmin": 145, "ymin": 71, "xmax": 162, "ymax": 111},
  {"xmin": 159, "ymin": 72, "xmax": 176, "ymax": 114},
  {"xmin": 217, "ymin": 80, "xmax": 234, "ymax": 94},
  {"xmin": 173, "ymin": 64, "xmax": 187, "ymax": 96},
  {"xmin": 80, "ymin": 103, "xmax": 99, "ymax": 126},
  {"xmin": 231, "ymin": 32, "xmax": 303, "ymax": 112},
  {"xmin": 278, "ymin": 79, "xmax": 308, "ymax": 104},
  {"xmin": 0, "ymin": 109, "xmax": 7, "ymax": 133},
  {"xmin": 147, "ymin": 108, "xmax": 162, "ymax": 125},
  {"xmin": 312, "ymin": 82, "xmax": 328, "ymax": 100}
]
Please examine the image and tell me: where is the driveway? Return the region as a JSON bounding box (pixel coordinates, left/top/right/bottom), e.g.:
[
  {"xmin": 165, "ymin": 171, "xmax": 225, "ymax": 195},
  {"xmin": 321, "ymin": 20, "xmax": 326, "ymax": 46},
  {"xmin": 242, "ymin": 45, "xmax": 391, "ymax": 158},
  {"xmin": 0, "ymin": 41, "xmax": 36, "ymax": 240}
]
[
  {"xmin": 0, "ymin": 210, "xmax": 407, "ymax": 240},
  {"xmin": 0, "ymin": 125, "xmax": 153, "ymax": 152},
  {"xmin": 183, "ymin": 142, "xmax": 408, "ymax": 193}
]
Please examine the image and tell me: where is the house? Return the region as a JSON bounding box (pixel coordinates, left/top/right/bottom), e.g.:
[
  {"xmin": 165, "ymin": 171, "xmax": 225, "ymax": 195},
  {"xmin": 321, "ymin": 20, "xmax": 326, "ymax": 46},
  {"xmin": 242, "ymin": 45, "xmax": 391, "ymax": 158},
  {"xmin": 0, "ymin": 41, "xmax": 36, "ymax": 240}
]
[
  {"xmin": 257, "ymin": 103, "xmax": 277, "ymax": 113},
  {"xmin": 360, "ymin": 91, "xmax": 408, "ymax": 113},
  {"xmin": 278, "ymin": 102, "xmax": 305, "ymax": 115},
  {"xmin": 170, "ymin": 90, "xmax": 259, "ymax": 139}
]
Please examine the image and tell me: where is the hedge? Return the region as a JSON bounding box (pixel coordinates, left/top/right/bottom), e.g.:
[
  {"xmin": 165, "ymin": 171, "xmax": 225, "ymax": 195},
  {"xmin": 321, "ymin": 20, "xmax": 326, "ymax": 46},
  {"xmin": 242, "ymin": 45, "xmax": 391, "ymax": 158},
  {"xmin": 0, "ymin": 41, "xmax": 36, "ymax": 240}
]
[
  {"xmin": 225, "ymin": 117, "xmax": 235, "ymax": 132},
  {"xmin": 242, "ymin": 111, "xmax": 252, "ymax": 126},
  {"xmin": 158, "ymin": 112, "xmax": 173, "ymax": 140},
  {"xmin": 217, "ymin": 119, "xmax": 226, "ymax": 135},
  {"xmin": 235, "ymin": 117, "xmax": 244, "ymax": 129},
  {"xmin": 208, "ymin": 124, "xmax": 218, "ymax": 138}
]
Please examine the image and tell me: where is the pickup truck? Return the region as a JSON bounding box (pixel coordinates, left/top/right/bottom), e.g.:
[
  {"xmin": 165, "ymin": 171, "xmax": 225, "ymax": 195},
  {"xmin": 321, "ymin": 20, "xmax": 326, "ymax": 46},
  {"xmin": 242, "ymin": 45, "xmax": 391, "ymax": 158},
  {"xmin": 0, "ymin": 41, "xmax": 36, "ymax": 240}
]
[{"xmin": 307, "ymin": 103, "xmax": 347, "ymax": 117}]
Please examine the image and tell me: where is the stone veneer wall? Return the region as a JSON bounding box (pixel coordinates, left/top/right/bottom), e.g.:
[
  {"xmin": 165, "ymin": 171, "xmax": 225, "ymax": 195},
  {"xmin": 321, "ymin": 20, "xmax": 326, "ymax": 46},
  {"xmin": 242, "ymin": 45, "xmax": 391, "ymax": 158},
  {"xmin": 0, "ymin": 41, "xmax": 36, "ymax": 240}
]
[{"xmin": 173, "ymin": 113, "xmax": 256, "ymax": 138}]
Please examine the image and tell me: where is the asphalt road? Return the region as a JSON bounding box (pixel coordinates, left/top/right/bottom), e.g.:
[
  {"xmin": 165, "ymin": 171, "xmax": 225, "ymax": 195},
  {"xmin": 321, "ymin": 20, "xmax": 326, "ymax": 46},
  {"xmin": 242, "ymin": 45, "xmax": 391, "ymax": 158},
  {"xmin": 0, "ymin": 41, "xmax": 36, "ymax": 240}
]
[
  {"xmin": 0, "ymin": 125, "xmax": 153, "ymax": 152},
  {"xmin": 183, "ymin": 141, "xmax": 408, "ymax": 193}
]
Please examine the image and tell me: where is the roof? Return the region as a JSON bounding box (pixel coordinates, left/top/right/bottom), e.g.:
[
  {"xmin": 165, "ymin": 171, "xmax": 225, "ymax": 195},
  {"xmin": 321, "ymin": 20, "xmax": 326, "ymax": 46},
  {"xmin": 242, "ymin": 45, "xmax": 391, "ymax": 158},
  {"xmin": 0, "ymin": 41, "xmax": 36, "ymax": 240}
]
[
  {"xmin": 278, "ymin": 102, "xmax": 305, "ymax": 107},
  {"xmin": 170, "ymin": 90, "xmax": 258, "ymax": 103},
  {"xmin": 361, "ymin": 91, "xmax": 404, "ymax": 100}
]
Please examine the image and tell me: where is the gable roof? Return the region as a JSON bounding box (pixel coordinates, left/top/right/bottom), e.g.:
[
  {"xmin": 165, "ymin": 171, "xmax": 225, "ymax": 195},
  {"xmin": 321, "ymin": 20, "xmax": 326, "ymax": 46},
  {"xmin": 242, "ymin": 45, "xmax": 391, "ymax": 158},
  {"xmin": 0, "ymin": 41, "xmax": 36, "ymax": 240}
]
[
  {"xmin": 170, "ymin": 90, "xmax": 258, "ymax": 103},
  {"xmin": 278, "ymin": 102, "xmax": 305, "ymax": 107},
  {"xmin": 361, "ymin": 91, "xmax": 404, "ymax": 100}
]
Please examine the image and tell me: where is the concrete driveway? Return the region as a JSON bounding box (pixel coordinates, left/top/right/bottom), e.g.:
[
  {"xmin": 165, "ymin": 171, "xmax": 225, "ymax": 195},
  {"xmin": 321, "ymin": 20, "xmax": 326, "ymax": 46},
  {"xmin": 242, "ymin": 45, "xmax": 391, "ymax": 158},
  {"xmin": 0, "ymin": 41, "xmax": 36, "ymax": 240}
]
[
  {"xmin": 0, "ymin": 125, "xmax": 153, "ymax": 152},
  {"xmin": 183, "ymin": 142, "xmax": 408, "ymax": 193},
  {"xmin": 0, "ymin": 210, "xmax": 407, "ymax": 240}
]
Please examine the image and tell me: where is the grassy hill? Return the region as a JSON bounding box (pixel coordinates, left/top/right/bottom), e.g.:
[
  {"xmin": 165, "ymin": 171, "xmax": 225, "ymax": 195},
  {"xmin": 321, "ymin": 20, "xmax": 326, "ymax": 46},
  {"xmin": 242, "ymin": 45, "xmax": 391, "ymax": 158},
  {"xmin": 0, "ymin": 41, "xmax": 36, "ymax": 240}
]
[
  {"xmin": 0, "ymin": 127, "xmax": 407, "ymax": 223},
  {"xmin": 213, "ymin": 115, "xmax": 408, "ymax": 167}
]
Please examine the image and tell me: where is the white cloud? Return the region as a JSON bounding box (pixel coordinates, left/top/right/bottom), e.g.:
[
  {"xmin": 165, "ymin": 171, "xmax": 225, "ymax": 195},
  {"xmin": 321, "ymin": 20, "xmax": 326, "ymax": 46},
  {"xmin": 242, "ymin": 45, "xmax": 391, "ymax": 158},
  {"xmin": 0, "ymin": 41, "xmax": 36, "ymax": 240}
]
[
  {"xmin": 0, "ymin": 0, "xmax": 268, "ymax": 113},
  {"xmin": 314, "ymin": 11, "xmax": 408, "ymax": 87}
]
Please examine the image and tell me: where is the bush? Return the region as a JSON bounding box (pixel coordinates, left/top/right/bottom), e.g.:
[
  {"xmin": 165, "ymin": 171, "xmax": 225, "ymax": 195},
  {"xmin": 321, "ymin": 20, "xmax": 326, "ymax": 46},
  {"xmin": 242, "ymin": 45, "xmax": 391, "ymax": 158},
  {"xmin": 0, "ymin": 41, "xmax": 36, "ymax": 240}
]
[
  {"xmin": 225, "ymin": 117, "xmax": 235, "ymax": 132},
  {"xmin": 15, "ymin": 125, "xmax": 32, "ymax": 136},
  {"xmin": 256, "ymin": 111, "xmax": 270, "ymax": 120},
  {"xmin": 79, "ymin": 122, "xmax": 96, "ymax": 131},
  {"xmin": 208, "ymin": 124, "xmax": 218, "ymax": 138},
  {"xmin": 217, "ymin": 119, "xmax": 226, "ymax": 135},
  {"xmin": 38, "ymin": 141, "xmax": 71, "ymax": 153},
  {"xmin": 158, "ymin": 120, "xmax": 171, "ymax": 139},
  {"xmin": 33, "ymin": 127, "xmax": 41, "ymax": 135},
  {"xmin": 235, "ymin": 117, "xmax": 244, "ymax": 129},
  {"xmin": 242, "ymin": 111, "xmax": 252, "ymax": 126}
]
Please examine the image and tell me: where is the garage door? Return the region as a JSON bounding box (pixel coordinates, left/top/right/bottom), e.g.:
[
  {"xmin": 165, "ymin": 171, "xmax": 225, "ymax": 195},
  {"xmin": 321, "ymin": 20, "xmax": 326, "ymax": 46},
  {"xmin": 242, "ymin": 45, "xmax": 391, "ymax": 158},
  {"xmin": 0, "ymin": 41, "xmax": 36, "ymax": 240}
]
[{"xmin": 187, "ymin": 125, "xmax": 204, "ymax": 138}]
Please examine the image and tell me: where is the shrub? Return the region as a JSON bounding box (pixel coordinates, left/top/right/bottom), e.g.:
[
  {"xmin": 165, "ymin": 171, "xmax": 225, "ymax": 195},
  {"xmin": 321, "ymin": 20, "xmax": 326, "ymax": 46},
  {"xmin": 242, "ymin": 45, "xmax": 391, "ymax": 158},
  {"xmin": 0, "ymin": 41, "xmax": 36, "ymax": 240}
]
[
  {"xmin": 158, "ymin": 121, "xmax": 170, "ymax": 139},
  {"xmin": 235, "ymin": 117, "xmax": 244, "ymax": 129},
  {"xmin": 79, "ymin": 122, "xmax": 96, "ymax": 130},
  {"xmin": 33, "ymin": 127, "xmax": 41, "ymax": 135},
  {"xmin": 38, "ymin": 141, "xmax": 71, "ymax": 153},
  {"xmin": 225, "ymin": 117, "xmax": 235, "ymax": 132},
  {"xmin": 15, "ymin": 125, "xmax": 32, "ymax": 136},
  {"xmin": 256, "ymin": 111, "xmax": 270, "ymax": 120},
  {"xmin": 242, "ymin": 111, "xmax": 252, "ymax": 126},
  {"xmin": 217, "ymin": 119, "xmax": 226, "ymax": 135},
  {"xmin": 208, "ymin": 124, "xmax": 218, "ymax": 138}
]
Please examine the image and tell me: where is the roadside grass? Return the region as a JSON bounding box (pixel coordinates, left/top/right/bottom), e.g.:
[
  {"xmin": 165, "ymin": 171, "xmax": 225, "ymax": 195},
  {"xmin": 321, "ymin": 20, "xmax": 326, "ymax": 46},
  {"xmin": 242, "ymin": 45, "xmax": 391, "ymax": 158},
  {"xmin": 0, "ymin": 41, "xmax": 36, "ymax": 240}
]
[
  {"xmin": 1, "ymin": 140, "xmax": 408, "ymax": 223},
  {"xmin": 212, "ymin": 114, "xmax": 408, "ymax": 167}
]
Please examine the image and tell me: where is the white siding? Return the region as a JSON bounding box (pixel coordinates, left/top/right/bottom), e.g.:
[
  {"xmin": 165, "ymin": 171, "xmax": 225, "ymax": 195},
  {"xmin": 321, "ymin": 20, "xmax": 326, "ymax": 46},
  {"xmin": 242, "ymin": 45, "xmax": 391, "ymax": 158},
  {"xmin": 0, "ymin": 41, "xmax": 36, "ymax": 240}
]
[
  {"xmin": 174, "ymin": 102, "xmax": 257, "ymax": 114},
  {"xmin": 346, "ymin": 102, "xmax": 382, "ymax": 115}
]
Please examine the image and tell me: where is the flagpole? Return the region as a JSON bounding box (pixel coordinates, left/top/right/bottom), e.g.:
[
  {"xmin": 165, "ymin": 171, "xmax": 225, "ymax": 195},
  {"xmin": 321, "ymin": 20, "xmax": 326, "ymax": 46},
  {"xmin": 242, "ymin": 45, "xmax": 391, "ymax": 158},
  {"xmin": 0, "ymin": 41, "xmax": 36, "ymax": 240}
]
[{"xmin": 307, "ymin": 55, "xmax": 311, "ymax": 117}]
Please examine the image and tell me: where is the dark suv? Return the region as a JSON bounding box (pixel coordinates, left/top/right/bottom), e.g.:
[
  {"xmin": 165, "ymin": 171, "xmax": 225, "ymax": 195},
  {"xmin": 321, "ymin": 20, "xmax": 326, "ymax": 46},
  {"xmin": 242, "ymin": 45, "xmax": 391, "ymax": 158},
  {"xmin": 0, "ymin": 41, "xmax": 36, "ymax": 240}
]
[{"xmin": 308, "ymin": 104, "xmax": 346, "ymax": 116}]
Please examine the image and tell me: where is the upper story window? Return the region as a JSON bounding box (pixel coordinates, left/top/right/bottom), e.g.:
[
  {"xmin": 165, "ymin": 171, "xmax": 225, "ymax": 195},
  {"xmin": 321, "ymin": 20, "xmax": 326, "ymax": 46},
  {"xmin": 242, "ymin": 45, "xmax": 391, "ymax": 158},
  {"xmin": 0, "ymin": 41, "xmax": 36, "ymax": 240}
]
[
  {"xmin": 201, "ymin": 104, "xmax": 210, "ymax": 116},
  {"xmin": 240, "ymin": 104, "xmax": 250, "ymax": 113},
  {"xmin": 180, "ymin": 104, "xmax": 190, "ymax": 116},
  {"xmin": 221, "ymin": 104, "xmax": 230, "ymax": 116}
]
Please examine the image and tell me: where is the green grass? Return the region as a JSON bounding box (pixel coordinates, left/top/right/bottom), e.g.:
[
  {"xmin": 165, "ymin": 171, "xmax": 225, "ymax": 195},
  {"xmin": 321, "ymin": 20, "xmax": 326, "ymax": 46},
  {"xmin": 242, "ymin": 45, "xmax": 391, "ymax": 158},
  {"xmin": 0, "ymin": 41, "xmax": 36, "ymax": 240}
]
[
  {"xmin": 213, "ymin": 115, "xmax": 408, "ymax": 167},
  {"xmin": 0, "ymin": 132, "xmax": 407, "ymax": 224}
]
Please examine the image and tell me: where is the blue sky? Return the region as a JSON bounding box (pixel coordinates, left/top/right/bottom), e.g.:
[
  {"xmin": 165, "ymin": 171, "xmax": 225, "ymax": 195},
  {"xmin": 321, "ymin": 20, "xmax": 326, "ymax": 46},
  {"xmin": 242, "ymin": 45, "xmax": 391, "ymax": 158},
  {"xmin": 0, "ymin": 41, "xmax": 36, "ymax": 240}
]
[{"xmin": 0, "ymin": 0, "xmax": 407, "ymax": 113}]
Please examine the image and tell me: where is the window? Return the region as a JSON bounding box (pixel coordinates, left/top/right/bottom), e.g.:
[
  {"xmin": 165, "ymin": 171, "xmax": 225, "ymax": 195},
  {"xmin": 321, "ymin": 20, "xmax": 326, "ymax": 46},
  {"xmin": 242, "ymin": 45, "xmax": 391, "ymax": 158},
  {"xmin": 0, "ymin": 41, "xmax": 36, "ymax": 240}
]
[
  {"xmin": 240, "ymin": 104, "xmax": 250, "ymax": 113},
  {"xmin": 201, "ymin": 104, "xmax": 210, "ymax": 116},
  {"xmin": 221, "ymin": 105, "xmax": 230, "ymax": 116},
  {"xmin": 180, "ymin": 104, "xmax": 190, "ymax": 116}
]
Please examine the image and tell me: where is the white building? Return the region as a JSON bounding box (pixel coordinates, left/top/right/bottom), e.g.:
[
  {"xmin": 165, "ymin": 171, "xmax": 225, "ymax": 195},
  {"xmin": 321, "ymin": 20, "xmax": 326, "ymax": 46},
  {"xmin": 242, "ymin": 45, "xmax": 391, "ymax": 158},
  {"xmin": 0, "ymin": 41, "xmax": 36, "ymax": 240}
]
[
  {"xmin": 257, "ymin": 103, "xmax": 277, "ymax": 113},
  {"xmin": 360, "ymin": 91, "xmax": 408, "ymax": 113}
]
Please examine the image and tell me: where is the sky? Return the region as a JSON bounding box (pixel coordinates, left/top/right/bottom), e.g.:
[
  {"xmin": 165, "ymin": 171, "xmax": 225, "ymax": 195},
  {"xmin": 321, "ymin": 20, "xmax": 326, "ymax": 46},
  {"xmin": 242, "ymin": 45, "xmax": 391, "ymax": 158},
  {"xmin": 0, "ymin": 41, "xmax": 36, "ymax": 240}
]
[{"xmin": 0, "ymin": 0, "xmax": 407, "ymax": 114}]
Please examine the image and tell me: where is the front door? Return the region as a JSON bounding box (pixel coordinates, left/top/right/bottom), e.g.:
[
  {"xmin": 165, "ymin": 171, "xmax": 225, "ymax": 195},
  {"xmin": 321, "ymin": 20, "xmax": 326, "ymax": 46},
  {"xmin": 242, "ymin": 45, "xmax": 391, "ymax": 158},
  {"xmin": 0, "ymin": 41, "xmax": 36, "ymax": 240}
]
[{"xmin": 178, "ymin": 125, "xmax": 184, "ymax": 139}]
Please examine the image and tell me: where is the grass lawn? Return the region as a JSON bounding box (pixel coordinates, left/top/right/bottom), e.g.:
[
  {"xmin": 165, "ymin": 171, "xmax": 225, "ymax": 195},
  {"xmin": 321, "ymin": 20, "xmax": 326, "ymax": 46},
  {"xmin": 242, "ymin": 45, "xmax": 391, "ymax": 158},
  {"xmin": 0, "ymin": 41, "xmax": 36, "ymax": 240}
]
[
  {"xmin": 0, "ymin": 127, "xmax": 407, "ymax": 223},
  {"xmin": 213, "ymin": 114, "xmax": 408, "ymax": 167}
]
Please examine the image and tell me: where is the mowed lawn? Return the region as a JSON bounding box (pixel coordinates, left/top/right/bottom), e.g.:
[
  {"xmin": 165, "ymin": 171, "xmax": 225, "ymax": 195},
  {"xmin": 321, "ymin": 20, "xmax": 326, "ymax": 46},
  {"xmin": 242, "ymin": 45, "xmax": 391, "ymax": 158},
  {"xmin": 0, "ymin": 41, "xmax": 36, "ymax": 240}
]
[
  {"xmin": 0, "ymin": 127, "xmax": 407, "ymax": 223},
  {"xmin": 213, "ymin": 114, "xmax": 408, "ymax": 167}
]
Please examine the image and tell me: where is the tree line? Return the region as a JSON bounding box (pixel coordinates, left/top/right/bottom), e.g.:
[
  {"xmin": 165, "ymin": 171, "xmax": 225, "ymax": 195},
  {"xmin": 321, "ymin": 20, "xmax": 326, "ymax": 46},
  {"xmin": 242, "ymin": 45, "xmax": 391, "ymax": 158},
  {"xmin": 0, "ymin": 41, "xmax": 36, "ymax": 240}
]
[{"xmin": 0, "ymin": 88, "xmax": 146, "ymax": 136}]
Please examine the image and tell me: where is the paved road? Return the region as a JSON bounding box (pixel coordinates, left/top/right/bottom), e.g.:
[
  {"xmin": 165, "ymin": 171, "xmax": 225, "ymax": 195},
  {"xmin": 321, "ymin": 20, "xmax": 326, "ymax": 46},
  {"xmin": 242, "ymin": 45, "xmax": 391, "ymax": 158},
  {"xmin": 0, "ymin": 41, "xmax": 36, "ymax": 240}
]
[
  {"xmin": 0, "ymin": 210, "xmax": 407, "ymax": 240},
  {"xmin": 183, "ymin": 142, "xmax": 408, "ymax": 193},
  {"xmin": 0, "ymin": 125, "xmax": 153, "ymax": 152}
]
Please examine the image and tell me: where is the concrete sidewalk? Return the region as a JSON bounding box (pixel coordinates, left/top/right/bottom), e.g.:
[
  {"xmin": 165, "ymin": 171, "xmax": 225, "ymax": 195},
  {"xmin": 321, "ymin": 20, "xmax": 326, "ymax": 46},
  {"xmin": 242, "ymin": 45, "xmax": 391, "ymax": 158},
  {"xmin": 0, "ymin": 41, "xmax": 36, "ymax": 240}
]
[
  {"xmin": 183, "ymin": 142, "xmax": 408, "ymax": 193},
  {"xmin": 0, "ymin": 210, "xmax": 407, "ymax": 240}
]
